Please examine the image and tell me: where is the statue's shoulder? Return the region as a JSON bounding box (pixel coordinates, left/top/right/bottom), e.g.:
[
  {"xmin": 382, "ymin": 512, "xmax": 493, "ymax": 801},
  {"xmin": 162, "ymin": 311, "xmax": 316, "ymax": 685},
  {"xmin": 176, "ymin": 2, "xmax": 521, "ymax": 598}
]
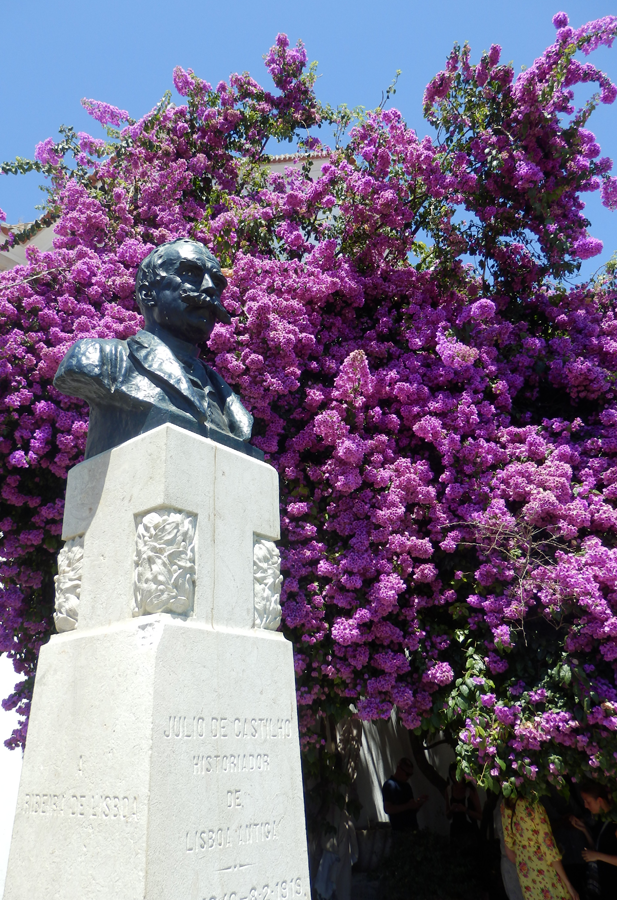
[
  {"xmin": 70, "ymin": 334, "xmax": 129, "ymax": 355},
  {"xmin": 55, "ymin": 336, "xmax": 132, "ymax": 394}
]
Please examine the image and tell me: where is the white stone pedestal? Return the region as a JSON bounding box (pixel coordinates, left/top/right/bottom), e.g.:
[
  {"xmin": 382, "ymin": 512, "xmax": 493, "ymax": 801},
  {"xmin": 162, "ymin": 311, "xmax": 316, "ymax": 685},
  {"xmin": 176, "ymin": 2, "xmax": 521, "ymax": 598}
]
[{"xmin": 4, "ymin": 425, "xmax": 310, "ymax": 900}]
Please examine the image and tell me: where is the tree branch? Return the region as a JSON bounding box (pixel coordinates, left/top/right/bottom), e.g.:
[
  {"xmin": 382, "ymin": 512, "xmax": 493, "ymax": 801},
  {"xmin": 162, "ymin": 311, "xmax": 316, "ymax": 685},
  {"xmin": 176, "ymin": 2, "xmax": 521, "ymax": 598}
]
[{"xmin": 409, "ymin": 732, "xmax": 448, "ymax": 792}]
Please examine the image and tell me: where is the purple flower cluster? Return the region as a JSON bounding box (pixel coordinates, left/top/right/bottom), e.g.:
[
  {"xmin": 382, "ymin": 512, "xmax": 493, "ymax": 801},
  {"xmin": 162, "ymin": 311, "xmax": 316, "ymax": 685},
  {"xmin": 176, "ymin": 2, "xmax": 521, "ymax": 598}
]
[
  {"xmin": 602, "ymin": 176, "xmax": 617, "ymax": 210},
  {"xmin": 423, "ymin": 14, "xmax": 617, "ymax": 281},
  {"xmin": 34, "ymin": 138, "xmax": 62, "ymax": 167},
  {"xmin": 1, "ymin": 23, "xmax": 617, "ymax": 794},
  {"xmin": 80, "ymin": 99, "xmax": 130, "ymax": 128}
]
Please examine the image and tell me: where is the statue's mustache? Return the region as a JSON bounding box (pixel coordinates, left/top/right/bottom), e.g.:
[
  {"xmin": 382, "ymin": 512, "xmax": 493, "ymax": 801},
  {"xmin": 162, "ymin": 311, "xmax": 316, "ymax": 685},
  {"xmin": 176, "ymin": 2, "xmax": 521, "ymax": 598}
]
[
  {"xmin": 179, "ymin": 288, "xmax": 215, "ymax": 306},
  {"xmin": 179, "ymin": 289, "xmax": 231, "ymax": 324}
]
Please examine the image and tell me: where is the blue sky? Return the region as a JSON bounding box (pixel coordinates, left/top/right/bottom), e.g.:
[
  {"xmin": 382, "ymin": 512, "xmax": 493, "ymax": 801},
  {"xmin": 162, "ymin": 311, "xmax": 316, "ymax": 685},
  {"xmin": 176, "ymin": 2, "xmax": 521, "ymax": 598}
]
[{"xmin": 1, "ymin": 0, "xmax": 616, "ymax": 277}]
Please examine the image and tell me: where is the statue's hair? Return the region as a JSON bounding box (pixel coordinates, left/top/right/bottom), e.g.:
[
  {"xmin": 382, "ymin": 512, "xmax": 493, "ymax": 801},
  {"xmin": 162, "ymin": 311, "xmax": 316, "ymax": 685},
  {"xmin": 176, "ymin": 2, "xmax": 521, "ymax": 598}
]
[{"xmin": 135, "ymin": 239, "xmax": 221, "ymax": 310}]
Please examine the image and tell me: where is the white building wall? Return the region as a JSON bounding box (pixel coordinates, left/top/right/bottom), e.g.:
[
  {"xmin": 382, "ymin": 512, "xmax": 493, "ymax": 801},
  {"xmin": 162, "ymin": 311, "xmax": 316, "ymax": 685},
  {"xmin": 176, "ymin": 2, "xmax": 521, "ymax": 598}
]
[
  {"xmin": 354, "ymin": 713, "xmax": 453, "ymax": 836},
  {"xmin": 0, "ymin": 224, "xmax": 55, "ymax": 271}
]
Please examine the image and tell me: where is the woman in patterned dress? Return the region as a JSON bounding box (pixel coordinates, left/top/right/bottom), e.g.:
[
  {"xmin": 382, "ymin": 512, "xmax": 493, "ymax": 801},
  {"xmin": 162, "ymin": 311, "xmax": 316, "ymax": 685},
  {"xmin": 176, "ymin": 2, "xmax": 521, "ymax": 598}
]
[{"xmin": 501, "ymin": 797, "xmax": 579, "ymax": 900}]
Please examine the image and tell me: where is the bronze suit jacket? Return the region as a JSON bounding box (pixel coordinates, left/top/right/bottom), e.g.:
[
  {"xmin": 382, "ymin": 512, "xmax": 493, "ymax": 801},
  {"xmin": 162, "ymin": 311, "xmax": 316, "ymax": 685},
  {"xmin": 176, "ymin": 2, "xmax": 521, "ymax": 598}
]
[{"xmin": 54, "ymin": 330, "xmax": 261, "ymax": 460}]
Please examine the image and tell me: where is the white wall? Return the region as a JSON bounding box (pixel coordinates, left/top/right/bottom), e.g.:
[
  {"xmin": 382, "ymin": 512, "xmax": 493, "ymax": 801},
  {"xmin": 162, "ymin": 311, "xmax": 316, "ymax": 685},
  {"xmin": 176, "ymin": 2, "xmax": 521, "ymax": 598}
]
[
  {"xmin": 264, "ymin": 153, "xmax": 328, "ymax": 181},
  {"xmin": 354, "ymin": 712, "xmax": 453, "ymax": 835},
  {"xmin": 0, "ymin": 656, "xmax": 23, "ymax": 897},
  {"xmin": 0, "ymin": 224, "xmax": 55, "ymax": 271}
]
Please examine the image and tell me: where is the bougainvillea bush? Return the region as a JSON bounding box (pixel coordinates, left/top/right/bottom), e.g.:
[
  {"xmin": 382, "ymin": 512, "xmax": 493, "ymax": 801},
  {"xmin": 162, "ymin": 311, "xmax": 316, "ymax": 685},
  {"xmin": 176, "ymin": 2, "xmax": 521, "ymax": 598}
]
[{"xmin": 1, "ymin": 14, "xmax": 617, "ymax": 798}]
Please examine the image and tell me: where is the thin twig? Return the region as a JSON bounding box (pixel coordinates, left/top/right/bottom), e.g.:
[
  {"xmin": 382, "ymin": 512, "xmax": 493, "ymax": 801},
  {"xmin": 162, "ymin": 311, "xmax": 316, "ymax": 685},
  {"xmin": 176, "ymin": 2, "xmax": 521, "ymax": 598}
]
[{"xmin": 0, "ymin": 265, "xmax": 67, "ymax": 294}]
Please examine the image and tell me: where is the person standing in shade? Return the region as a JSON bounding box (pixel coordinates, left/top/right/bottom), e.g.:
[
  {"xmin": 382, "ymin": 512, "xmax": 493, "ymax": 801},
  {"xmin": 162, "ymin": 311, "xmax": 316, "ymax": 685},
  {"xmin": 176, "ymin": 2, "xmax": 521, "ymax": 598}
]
[
  {"xmin": 444, "ymin": 762, "xmax": 482, "ymax": 850},
  {"xmin": 570, "ymin": 781, "xmax": 617, "ymax": 900},
  {"xmin": 382, "ymin": 757, "xmax": 428, "ymax": 832},
  {"xmin": 502, "ymin": 796, "xmax": 579, "ymax": 900}
]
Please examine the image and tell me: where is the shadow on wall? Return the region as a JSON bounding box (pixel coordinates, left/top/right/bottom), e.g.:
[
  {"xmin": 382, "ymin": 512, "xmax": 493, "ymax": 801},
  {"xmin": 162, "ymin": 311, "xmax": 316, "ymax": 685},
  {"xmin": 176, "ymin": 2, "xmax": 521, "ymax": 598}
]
[{"xmin": 353, "ymin": 710, "xmax": 454, "ymax": 836}]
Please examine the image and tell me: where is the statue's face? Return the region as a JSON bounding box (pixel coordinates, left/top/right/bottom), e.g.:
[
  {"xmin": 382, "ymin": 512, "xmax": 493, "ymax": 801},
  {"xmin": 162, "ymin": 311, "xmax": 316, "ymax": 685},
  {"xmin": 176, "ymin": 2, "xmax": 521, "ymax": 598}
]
[{"xmin": 142, "ymin": 243, "xmax": 229, "ymax": 343}]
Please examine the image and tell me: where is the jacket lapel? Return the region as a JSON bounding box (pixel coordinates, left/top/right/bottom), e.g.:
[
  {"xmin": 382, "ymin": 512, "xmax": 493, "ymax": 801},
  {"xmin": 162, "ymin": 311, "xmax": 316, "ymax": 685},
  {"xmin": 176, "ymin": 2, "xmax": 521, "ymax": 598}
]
[
  {"xmin": 205, "ymin": 365, "xmax": 254, "ymax": 441},
  {"xmin": 127, "ymin": 331, "xmax": 209, "ymax": 422}
]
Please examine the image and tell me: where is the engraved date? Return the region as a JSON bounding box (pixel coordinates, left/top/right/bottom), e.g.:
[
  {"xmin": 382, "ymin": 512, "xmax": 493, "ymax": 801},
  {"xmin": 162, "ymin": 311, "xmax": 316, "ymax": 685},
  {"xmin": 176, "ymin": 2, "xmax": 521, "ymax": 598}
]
[{"xmin": 205, "ymin": 877, "xmax": 303, "ymax": 900}]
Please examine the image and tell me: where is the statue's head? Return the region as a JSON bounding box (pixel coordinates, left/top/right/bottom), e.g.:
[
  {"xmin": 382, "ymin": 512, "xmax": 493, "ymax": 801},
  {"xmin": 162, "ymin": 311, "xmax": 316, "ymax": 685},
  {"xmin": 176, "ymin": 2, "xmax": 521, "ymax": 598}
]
[{"xmin": 136, "ymin": 239, "xmax": 230, "ymax": 344}]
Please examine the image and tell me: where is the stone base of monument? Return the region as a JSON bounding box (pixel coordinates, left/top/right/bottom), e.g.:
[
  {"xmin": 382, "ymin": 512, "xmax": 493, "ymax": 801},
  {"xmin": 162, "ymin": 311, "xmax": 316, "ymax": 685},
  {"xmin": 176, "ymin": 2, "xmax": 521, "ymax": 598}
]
[
  {"xmin": 5, "ymin": 619, "xmax": 307, "ymax": 900},
  {"xmin": 4, "ymin": 426, "xmax": 310, "ymax": 900}
]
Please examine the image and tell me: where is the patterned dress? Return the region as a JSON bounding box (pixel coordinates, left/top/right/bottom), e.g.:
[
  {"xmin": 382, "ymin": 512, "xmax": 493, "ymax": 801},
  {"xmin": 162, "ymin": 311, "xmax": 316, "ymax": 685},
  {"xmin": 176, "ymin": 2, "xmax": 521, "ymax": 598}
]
[{"xmin": 501, "ymin": 799, "xmax": 570, "ymax": 900}]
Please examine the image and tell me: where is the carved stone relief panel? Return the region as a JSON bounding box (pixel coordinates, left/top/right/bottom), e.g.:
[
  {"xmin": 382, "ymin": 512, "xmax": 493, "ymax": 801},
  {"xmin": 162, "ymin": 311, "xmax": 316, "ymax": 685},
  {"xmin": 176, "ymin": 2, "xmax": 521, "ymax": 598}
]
[
  {"xmin": 133, "ymin": 509, "xmax": 196, "ymax": 617},
  {"xmin": 54, "ymin": 536, "xmax": 85, "ymax": 632},
  {"xmin": 253, "ymin": 537, "xmax": 282, "ymax": 630}
]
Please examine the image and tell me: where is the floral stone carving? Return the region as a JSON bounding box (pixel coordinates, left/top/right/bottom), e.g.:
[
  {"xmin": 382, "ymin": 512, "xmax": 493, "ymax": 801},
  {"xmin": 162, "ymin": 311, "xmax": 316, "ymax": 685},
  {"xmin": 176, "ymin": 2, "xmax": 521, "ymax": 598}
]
[
  {"xmin": 253, "ymin": 538, "xmax": 282, "ymax": 630},
  {"xmin": 54, "ymin": 536, "xmax": 84, "ymax": 632},
  {"xmin": 133, "ymin": 509, "xmax": 196, "ymax": 617}
]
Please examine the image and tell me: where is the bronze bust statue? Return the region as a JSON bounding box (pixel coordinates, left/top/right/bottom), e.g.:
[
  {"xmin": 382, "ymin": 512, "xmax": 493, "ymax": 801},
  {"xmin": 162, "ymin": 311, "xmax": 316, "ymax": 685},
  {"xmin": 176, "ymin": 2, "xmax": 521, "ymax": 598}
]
[{"xmin": 54, "ymin": 239, "xmax": 262, "ymax": 460}]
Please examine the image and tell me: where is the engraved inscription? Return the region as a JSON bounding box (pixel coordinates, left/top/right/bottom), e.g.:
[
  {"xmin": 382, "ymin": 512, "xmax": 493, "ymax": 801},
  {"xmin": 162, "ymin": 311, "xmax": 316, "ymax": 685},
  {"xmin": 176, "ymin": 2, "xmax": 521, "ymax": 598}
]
[
  {"xmin": 236, "ymin": 821, "xmax": 280, "ymax": 845},
  {"xmin": 22, "ymin": 792, "xmax": 66, "ymax": 816},
  {"xmin": 23, "ymin": 791, "xmax": 138, "ymax": 820},
  {"xmin": 193, "ymin": 754, "xmax": 270, "ymax": 776},
  {"xmin": 133, "ymin": 509, "xmax": 196, "ymax": 617},
  {"xmin": 202, "ymin": 876, "xmax": 303, "ymax": 900},
  {"xmin": 163, "ymin": 716, "xmax": 292, "ymax": 740},
  {"xmin": 253, "ymin": 538, "xmax": 282, "ymax": 630},
  {"xmin": 186, "ymin": 827, "xmax": 232, "ymax": 852},
  {"xmin": 54, "ymin": 535, "xmax": 84, "ymax": 632},
  {"xmin": 186, "ymin": 818, "xmax": 281, "ymax": 854},
  {"xmin": 227, "ymin": 790, "xmax": 242, "ymax": 808},
  {"xmin": 217, "ymin": 863, "xmax": 255, "ymax": 873}
]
